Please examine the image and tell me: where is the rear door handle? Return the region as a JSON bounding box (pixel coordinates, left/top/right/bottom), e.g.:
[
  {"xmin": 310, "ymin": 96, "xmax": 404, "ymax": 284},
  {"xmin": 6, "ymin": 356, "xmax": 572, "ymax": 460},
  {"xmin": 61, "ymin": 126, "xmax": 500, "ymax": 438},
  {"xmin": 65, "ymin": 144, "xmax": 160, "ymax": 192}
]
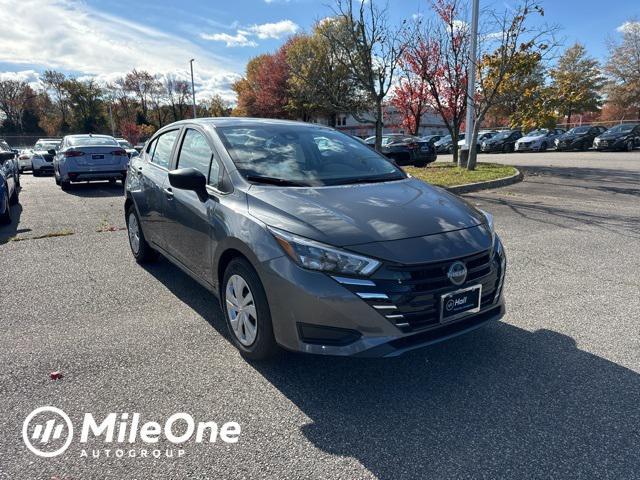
[{"xmin": 164, "ymin": 187, "xmax": 174, "ymax": 199}]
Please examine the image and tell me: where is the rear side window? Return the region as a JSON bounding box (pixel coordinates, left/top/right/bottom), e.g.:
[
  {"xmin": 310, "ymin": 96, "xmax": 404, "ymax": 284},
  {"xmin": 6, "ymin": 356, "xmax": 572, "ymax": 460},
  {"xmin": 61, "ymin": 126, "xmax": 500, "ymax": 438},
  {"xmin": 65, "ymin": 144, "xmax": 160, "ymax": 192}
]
[
  {"xmin": 177, "ymin": 129, "xmax": 219, "ymax": 185},
  {"xmin": 151, "ymin": 130, "xmax": 179, "ymax": 169}
]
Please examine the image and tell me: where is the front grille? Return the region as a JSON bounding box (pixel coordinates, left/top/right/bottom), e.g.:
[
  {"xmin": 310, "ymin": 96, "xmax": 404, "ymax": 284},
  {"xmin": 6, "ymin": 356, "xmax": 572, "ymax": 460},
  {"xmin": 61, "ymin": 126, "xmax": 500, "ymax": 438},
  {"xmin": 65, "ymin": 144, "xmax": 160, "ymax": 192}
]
[
  {"xmin": 339, "ymin": 248, "xmax": 504, "ymax": 332},
  {"xmin": 44, "ymin": 154, "xmax": 54, "ymax": 162}
]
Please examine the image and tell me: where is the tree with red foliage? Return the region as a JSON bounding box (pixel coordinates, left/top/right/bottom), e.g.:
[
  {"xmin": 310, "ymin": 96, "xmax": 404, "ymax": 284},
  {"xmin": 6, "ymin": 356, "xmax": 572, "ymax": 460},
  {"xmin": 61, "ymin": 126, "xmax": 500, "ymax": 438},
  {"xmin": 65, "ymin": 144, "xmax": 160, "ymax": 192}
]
[
  {"xmin": 404, "ymin": 0, "xmax": 469, "ymax": 163},
  {"xmin": 391, "ymin": 66, "xmax": 430, "ymax": 136},
  {"xmin": 233, "ymin": 41, "xmax": 294, "ymax": 119}
]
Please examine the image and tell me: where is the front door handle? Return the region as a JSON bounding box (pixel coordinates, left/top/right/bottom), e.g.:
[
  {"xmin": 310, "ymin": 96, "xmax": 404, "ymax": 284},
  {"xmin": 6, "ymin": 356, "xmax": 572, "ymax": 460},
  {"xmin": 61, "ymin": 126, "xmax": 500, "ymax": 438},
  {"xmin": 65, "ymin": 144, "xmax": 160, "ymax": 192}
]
[{"xmin": 164, "ymin": 187, "xmax": 174, "ymax": 200}]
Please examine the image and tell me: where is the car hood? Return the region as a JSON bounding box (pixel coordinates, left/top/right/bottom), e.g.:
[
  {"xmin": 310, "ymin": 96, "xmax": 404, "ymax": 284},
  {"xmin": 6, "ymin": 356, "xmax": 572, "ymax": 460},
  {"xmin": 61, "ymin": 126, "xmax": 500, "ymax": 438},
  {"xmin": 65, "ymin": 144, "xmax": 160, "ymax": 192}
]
[{"xmin": 247, "ymin": 178, "xmax": 485, "ymax": 247}]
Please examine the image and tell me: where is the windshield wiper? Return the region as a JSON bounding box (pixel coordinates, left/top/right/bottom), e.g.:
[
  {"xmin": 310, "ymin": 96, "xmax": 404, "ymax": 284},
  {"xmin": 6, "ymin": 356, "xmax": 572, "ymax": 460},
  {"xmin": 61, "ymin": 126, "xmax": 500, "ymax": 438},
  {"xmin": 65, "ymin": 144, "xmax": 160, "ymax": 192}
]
[
  {"xmin": 332, "ymin": 175, "xmax": 405, "ymax": 186},
  {"xmin": 245, "ymin": 174, "xmax": 310, "ymax": 187}
]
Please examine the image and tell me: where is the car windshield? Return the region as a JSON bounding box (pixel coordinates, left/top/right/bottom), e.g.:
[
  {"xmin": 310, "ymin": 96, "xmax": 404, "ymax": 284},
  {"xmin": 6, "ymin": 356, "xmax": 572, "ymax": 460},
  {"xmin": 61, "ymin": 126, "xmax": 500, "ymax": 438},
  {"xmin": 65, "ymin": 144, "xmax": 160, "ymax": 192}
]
[
  {"xmin": 34, "ymin": 142, "xmax": 59, "ymax": 150},
  {"xmin": 217, "ymin": 125, "xmax": 405, "ymax": 187},
  {"xmin": 492, "ymin": 131, "xmax": 513, "ymax": 140},
  {"xmin": 381, "ymin": 136, "xmax": 404, "ymax": 146},
  {"xmin": 606, "ymin": 124, "xmax": 636, "ymax": 133},
  {"xmin": 117, "ymin": 140, "xmax": 133, "ymax": 148},
  {"xmin": 68, "ymin": 136, "xmax": 117, "ymax": 147},
  {"xmin": 526, "ymin": 129, "xmax": 548, "ymax": 137},
  {"xmin": 567, "ymin": 126, "xmax": 590, "ymax": 134}
]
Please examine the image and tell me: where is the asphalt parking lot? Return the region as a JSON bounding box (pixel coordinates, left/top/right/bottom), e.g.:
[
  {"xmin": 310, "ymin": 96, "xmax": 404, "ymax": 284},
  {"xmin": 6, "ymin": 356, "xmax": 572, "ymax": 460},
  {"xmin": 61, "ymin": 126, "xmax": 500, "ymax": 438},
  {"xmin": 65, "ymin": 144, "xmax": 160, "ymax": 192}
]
[{"xmin": 1, "ymin": 150, "xmax": 639, "ymax": 479}]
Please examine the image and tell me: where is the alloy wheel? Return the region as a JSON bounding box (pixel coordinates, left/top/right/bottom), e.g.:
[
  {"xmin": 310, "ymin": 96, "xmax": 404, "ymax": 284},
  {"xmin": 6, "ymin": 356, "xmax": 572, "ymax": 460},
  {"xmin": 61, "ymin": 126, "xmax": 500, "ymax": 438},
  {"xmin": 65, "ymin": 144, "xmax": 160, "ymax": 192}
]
[
  {"xmin": 127, "ymin": 212, "xmax": 140, "ymax": 255},
  {"xmin": 225, "ymin": 274, "xmax": 258, "ymax": 346}
]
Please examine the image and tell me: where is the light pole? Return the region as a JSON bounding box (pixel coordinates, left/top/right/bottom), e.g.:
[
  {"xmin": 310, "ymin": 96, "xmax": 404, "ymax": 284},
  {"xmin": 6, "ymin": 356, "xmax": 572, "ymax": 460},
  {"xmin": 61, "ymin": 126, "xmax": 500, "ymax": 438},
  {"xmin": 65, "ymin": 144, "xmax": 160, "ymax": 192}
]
[
  {"xmin": 462, "ymin": 0, "xmax": 480, "ymax": 166},
  {"xmin": 189, "ymin": 58, "xmax": 197, "ymax": 118}
]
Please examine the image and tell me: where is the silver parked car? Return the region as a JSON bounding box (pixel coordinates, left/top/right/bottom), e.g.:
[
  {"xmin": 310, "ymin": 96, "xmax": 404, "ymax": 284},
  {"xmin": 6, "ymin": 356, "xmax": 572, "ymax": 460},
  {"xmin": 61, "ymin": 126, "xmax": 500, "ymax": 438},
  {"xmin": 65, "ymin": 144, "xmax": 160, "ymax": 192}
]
[
  {"xmin": 26, "ymin": 138, "xmax": 61, "ymax": 175},
  {"xmin": 116, "ymin": 138, "xmax": 140, "ymax": 158},
  {"xmin": 125, "ymin": 118, "xmax": 506, "ymax": 360},
  {"xmin": 514, "ymin": 128, "xmax": 565, "ymax": 152},
  {"xmin": 53, "ymin": 134, "xmax": 130, "ymax": 190}
]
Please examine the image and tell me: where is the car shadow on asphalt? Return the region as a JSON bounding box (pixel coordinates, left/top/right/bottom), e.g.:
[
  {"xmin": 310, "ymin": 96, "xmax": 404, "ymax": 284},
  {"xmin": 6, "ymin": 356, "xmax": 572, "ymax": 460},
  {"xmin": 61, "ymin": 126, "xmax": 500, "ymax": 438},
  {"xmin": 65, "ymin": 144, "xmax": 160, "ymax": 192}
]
[
  {"xmin": 141, "ymin": 255, "xmax": 640, "ymax": 479},
  {"xmin": 0, "ymin": 202, "xmax": 23, "ymax": 243},
  {"xmin": 63, "ymin": 181, "xmax": 125, "ymax": 198},
  {"xmin": 252, "ymin": 325, "xmax": 640, "ymax": 479}
]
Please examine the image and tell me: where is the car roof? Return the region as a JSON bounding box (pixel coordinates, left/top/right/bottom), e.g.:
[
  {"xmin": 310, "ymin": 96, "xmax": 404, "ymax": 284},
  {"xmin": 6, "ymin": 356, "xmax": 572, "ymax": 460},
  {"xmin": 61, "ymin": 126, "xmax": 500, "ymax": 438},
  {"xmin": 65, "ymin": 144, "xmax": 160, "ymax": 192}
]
[
  {"xmin": 166, "ymin": 117, "xmax": 335, "ymax": 131},
  {"xmin": 65, "ymin": 134, "xmax": 114, "ymax": 139}
]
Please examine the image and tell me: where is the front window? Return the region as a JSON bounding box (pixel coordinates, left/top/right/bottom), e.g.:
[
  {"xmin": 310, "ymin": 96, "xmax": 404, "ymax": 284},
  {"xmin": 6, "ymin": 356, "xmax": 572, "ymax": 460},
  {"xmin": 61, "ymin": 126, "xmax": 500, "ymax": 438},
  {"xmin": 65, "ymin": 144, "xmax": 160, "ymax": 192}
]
[
  {"xmin": 526, "ymin": 129, "xmax": 548, "ymax": 137},
  {"xmin": 492, "ymin": 131, "xmax": 512, "ymax": 140},
  {"xmin": 566, "ymin": 126, "xmax": 590, "ymax": 135},
  {"xmin": 34, "ymin": 142, "xmax": 59, "ymax": 151},
  {"xmin": 217, "ymin": 125, "xmax": 405, "ymax": 187},
  {"xmin": 606, "ymin": 124, "xmax": 636, "ymax": 134}
]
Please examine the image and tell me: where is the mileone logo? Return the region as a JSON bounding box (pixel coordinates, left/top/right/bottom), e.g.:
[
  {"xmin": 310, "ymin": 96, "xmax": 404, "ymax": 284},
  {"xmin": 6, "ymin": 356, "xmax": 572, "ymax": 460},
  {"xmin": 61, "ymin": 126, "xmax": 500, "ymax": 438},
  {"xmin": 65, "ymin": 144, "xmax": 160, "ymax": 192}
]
[{"xmin": 23, "ymin": 406, "xmax": 241, "ymax": 459}]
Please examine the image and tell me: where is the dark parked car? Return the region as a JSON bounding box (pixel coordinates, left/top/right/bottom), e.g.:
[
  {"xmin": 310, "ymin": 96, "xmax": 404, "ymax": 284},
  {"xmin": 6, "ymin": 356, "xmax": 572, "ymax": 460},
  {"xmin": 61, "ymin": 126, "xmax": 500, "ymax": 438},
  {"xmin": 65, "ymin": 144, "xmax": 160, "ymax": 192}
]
[
  {"xmin": 480, "ymin": 130, "xmax": 522, "ymax": 153},
  {"xmin": 593, "ymin": 124, "xmax": 640, "ymax": 151},
  {"xmin": 434, "ymin": 134, "xmax": 464, "ymax": 154},
  {"xmin": 0, "ymin": 140, "xmax": 19, "ymax": 224},
  {"xmin": 125, "ymin": 118, "xmax": 506, "ymax": 360},
  {"xmin": 555, "ymin": 126, "xmax": 606, "ymax": 151},
  {"xmin": 364, "ymin": 134, "xmax": 436, "ymax": 166}
]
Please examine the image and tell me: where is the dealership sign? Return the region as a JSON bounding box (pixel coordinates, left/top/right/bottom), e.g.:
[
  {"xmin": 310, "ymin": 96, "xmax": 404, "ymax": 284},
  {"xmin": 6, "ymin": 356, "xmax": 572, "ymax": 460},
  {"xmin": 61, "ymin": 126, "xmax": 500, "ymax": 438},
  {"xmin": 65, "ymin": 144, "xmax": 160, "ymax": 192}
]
[{"xmin": 23, "ymin": 406, "xmax": 241, "ymax": 459}]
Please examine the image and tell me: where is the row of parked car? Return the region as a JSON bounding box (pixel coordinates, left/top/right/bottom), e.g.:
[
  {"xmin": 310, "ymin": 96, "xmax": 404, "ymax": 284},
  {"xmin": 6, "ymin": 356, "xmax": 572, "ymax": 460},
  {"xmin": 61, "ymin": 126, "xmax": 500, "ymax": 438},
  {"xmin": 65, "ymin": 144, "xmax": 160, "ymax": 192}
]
[{"xmin": 409, "ymin": 123, "xmax": 640, "ymax": 156}]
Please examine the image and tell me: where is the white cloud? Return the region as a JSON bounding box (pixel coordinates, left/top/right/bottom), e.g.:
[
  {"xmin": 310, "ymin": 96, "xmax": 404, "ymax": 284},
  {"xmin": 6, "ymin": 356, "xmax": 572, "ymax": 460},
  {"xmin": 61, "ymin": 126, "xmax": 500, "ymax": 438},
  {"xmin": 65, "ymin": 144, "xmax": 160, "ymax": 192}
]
[
  {"xmin": 0, "ymin": 0, "xmax": 241, "ymax": 99},
  {"xmin": 248, "ymin": 20, "xmax": 300, "ymax": 39},
  {"xmin": 200, "ymin": 32, "xmax": 258, "ymax": 47},
  {"xmin": 617, "ymin": 21, "xmax": 640, "ymax": 33},
  {"xmin": 264, "ymin": 0, "xmax": 291, "ymax": 3}
]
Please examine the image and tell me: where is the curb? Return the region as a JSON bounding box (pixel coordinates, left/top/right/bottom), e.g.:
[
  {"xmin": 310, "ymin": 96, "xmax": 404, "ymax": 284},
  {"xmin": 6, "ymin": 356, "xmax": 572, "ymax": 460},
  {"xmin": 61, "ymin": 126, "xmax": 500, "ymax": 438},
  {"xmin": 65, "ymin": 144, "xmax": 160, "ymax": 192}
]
[{"xmin": 445, "ymin": 168, "xmax": 524, "ymax": 194}]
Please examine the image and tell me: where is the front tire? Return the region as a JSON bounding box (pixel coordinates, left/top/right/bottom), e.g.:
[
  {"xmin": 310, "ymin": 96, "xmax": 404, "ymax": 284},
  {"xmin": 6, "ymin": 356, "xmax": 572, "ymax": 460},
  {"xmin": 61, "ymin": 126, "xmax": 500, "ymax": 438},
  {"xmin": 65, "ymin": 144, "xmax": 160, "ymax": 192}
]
[
  {"xmin": 126, "ymin": 206, "xmax": 158, "ymax": 264},
  {"xmin": 61, "ymin": 179, "xmax": 70, "ymax": 191},
  {"xmin": 222, "ymin": 258, "xmax": 278, "ymax": 360},
  {"xmin": 626, "ymin": 140, "xmax": 634, "ymax": 152},
  {"xmin": 9, "ymin": 186, "xmax": 18, "ymax": 205}
]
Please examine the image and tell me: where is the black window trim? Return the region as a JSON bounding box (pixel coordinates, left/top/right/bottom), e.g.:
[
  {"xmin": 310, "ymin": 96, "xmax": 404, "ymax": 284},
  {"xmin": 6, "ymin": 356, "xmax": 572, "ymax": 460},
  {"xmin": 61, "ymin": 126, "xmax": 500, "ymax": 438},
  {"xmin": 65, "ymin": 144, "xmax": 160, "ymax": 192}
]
[
  {"xmin": 174, "ymin": 124, "xmax": 226, "ymax": 193},
  {"xmin": 148, "ymin": 127, "xmax": 182, "ymax": 171}
]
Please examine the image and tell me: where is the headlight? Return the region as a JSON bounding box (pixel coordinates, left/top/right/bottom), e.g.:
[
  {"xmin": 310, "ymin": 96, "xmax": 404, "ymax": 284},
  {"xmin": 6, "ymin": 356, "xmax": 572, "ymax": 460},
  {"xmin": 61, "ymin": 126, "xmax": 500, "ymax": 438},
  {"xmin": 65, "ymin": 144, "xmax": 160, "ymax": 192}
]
[
  {"xmin": 268, "ymin": 226, "xmax": 381, "ymax": 276},
  {"xmin": 479, "ymin": 209, "xmax": 495, "ymax": 237}
]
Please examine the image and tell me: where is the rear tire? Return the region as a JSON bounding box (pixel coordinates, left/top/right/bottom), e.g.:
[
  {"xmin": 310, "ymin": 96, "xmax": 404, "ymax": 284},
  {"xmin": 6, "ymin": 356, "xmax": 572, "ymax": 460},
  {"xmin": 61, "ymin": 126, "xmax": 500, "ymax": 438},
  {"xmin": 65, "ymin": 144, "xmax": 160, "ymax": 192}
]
[
  {"xmin": 222, "ymin": 258, "xmax": 279, "ymax": 360},
  {"xmin": 540, "ymin": 142, "xmax": 547, "ymax": 152},
  {"xmin": 0, "ymin": 191, "xmax": 11, "ymax": 225},
  {"xmin": 626, "ymin": 140, "xmax": 634, "ymax": 152},
  {"xmin": 126, "ymin": 206, "xmax": 158, "ymax": 264}
]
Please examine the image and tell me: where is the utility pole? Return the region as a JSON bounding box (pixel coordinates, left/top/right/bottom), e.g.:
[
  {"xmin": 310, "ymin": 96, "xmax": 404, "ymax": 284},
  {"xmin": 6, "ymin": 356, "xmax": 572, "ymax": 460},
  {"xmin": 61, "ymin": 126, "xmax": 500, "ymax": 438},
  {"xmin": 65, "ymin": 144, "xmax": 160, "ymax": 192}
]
[
  {"xmin": 189, "ymin": 59, "xmax": 197, "ymax": 118},
  {"xmin": 461, "ymin": 0, "xmax": 480, "ymax": 166}
]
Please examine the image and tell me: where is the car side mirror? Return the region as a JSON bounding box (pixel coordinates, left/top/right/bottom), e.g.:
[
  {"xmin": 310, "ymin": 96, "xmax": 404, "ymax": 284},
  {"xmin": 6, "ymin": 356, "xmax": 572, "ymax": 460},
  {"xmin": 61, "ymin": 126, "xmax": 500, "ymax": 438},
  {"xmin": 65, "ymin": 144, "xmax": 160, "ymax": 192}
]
[
  {"xmin": 48, "ymin": 149, "xmax": 56, "ymax": 155},
  {"xmin": 168, "ymin": 168, "xmax": 207, "ymax": 198}
]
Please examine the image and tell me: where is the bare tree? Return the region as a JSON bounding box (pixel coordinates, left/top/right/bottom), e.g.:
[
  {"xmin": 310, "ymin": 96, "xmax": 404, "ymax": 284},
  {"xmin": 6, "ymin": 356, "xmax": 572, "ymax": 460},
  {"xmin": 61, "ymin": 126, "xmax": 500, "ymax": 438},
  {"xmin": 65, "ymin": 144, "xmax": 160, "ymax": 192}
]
[
  {"xmin": 123, "ymin": 69, "xmax": 156, "ymax": 122},
  {"xmin": 164, "ymin": 75, "xmax": 191, "ymax": 122},
  {"xmin": 466, "ymin": 0, "xmax": 560, "ymax": 169},
  {"xmin": 605, "ymin": 20, "xmax": 640, "ymax": 119},
  {"xmin": 42, "ymin": 70, "xmax": 71, "ymax": 131},
  {"xmin": 323, "ymin": 0, "xmax": 406, "ymax": 150},
  {"xmin": 0, "ymin": 79, "xmax": 33, "ymax": 131}
]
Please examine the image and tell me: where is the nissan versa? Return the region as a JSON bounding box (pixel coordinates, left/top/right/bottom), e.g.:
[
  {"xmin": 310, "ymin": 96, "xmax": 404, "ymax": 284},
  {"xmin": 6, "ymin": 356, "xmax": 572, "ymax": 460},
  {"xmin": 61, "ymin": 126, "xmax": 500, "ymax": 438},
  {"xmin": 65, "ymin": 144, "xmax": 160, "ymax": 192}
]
[{"xmin": 125, "ymin": 118, "xmax": 506, "ymax": 359}]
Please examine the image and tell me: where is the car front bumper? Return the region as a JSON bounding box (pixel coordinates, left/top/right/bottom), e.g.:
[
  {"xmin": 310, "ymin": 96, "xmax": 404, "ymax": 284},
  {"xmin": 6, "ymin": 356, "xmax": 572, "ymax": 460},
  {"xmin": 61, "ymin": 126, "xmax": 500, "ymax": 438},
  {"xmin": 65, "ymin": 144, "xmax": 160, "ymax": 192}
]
[
  {"xmin": 258, "ymin": 246, "xmax": 506, "ymax": 357},
  {"xmin": 593, "ymin": 138, "xmax": 627, "ymax": 150}
]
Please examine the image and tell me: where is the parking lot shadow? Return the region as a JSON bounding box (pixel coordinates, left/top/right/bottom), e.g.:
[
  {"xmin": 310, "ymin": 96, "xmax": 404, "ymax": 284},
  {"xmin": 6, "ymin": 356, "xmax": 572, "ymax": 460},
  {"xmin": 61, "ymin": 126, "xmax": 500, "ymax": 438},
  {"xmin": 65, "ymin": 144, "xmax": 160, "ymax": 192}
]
[
  {"xmin": 64, "ymin": 181, "xmax": 125, "ymax": 198},
  {"xmin": 0, "ymin": 202, "xmax": 23, "ymax": 243},
  {"xmin": 141, "ymin": 257, "xmax": 639, "ymax": 479},
  {"xmin": 251, "ymin": 325, "xmax": 640, "ymax": 479}
]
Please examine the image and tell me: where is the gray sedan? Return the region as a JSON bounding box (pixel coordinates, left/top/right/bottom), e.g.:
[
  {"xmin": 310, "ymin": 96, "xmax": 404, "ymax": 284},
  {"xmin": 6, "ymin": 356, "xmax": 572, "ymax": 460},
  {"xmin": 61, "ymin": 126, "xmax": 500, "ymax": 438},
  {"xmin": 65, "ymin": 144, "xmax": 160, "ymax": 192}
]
[{"xmin": 125, "ymin": 118, "xmax": 506, "ymax": 360}]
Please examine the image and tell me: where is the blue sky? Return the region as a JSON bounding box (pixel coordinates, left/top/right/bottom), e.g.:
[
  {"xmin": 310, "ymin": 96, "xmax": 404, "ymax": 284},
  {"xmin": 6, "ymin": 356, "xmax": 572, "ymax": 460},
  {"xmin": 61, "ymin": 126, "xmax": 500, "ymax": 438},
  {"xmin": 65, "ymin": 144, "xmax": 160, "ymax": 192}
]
[{"xmin": 0, "ymin": 0, "xmax": 637, "ymax": 100}]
